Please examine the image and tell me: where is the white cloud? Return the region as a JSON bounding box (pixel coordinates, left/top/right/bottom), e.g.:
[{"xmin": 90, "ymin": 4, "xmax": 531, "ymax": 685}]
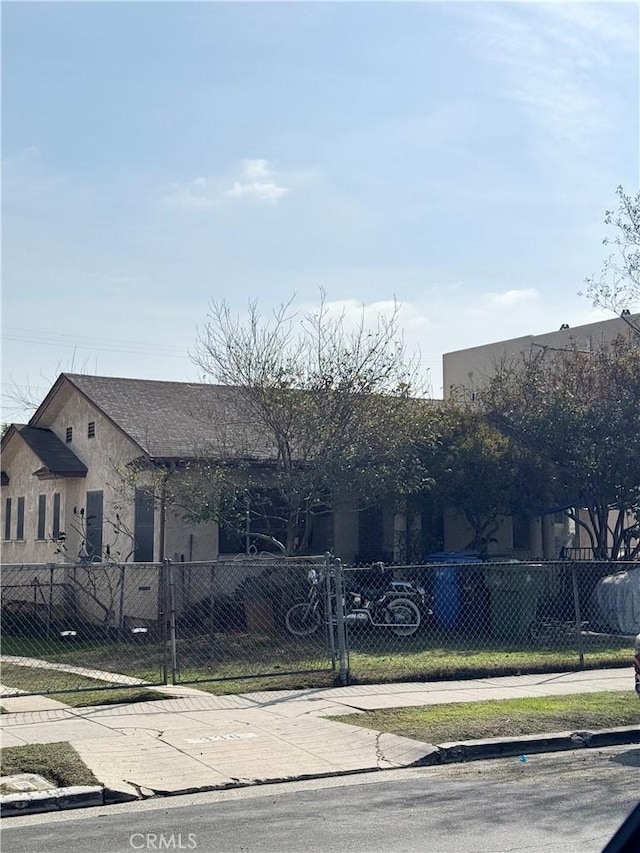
[
  {"xmin": 161, "ymin": 178, "xmax": 220, "ymax": 210},
  {"xmin": 239, "ymin": 158, "xmax": 271, "ymax": 180},
  {"xmin": 162, "ymin": 159, "xmax": 290, "ymax": 210},
  {"xmin": 224, "ymin": 158, "xmax": 289, "ymax": 202},
  {"xmin": 536, "ymin": 2, "xmax": 638, "ymax": 50},
  {"xmin": 463, "ymin": 2, "xmax": 637, "ymax": 151},
  {"xmin": 487, "ymin": 288, "xmax": 538, "ymax": 307},
  {"xmin": 225, "ymin": 180, "xmax": 288, "ymax": 202}
]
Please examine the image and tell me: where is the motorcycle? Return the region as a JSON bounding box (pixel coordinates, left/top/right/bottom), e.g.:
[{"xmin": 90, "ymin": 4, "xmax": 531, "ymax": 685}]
[{"xmin": 285, "ymin": 564, "xmax": 430, "ymax": 638}]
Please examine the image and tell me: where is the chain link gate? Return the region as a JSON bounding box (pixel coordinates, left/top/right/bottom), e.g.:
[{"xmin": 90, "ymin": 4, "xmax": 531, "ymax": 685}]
[
  {"xmin": 0, "ymin": 556, "xmax": 342, "ymax": 697},
  {"xmin": 166, "ymin": 554, "xmax": 342, "ymax": 688}
]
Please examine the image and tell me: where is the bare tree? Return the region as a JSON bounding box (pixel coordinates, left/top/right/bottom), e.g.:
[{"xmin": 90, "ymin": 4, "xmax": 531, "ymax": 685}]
[
  {"xmin": 51, "ymin": 503, "xmax": 139, "ymax": 636},
  {"xmin": 2, "ymin": 351, "xmax": 95, "ymax": 422},
  {"xmin": 583, "ymin": 186, "xmax": 640, "ymax": 334},
  {"xmin": 181, "ymin": 293, "xmax": 431, "ymax": 555}
]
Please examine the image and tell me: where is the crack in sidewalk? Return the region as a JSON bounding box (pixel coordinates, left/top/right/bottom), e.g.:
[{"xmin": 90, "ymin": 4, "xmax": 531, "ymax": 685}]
[{"xmin": 375, "ymin": 731, "xmax": 388, "ymax": 769}]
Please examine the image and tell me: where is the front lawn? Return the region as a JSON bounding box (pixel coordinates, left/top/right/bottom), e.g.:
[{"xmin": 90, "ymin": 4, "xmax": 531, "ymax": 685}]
[
  {"xmin": 0, "ymin": 742, "xmax": 99, "ymax": 791},
  {"xmin": 1, "ymin": 629, "xmax": 632, "ymax": 696},
  {"xmin": 0, "ymin": 665, "xmax": 174, "ymax": 708},
  {"xmin": 330, "ymin": 690, "xmax": 640, "ymax": 744}
]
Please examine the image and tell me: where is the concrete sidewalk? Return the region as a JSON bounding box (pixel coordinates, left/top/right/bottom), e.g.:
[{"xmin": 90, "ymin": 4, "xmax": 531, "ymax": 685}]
[{"xmin": 1, "ymin": 667, "xmax": 638, "ymax": 810}]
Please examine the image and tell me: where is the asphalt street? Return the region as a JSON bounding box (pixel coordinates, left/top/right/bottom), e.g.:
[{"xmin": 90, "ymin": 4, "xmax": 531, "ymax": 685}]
[{"xmin": 3, "ymin": 746, "xmax": 639, "ymax": 853}]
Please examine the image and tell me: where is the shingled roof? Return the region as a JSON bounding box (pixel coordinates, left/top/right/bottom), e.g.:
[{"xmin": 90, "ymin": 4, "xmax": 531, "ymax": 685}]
[
  {"xmin": 57, "ymin": 374, "xmax": 274, "ymax": 460},
  {"xmin": 14, "ymin": 425, "xmax": 88, "ymax": 478}
]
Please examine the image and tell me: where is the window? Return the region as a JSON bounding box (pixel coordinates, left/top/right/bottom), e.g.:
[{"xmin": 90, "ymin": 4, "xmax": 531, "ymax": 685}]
[
  {"xmin": 85, "ymin": 490, "xmax": 103, "ymax": 558},
  {"xmin": 88, "ymin": 421, "xmax": 95, "ymax": 438},
  {"xmin": 52, "ymin": 493, "xmax": 61, "ymax": 539},
  {"xmin": 16, "ymin": 497, "xmax": 25, "ymax": 540},
  {"xmin": 512, "ymin": 513, "xmax": 531, "ymax": 551},
  {"xmin": 37, "ymin": 494, "xmax": 47, "ymax": 540},
  {"xmin": 3, "ymin": 497, "xmax": 12, "ymax": 540},
  {"xmin": 134, "ymin": 489, "xmax": 155, "ymax": 561},
  {"xmin": 357, "ymin": 504, "xmax": 384, "ymax": 563},
  {"xmin": 66, "ymin": 426, "xmax": 73, "ymax": 443}
]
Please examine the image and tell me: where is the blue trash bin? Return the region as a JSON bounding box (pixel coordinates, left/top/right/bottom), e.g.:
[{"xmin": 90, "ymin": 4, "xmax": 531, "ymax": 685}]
[
  {"xmin": 427, "ymin": 552, "xmax": 481, "ymax": 629},
  {"xmin": 434, "ymin": 565, "xmax": 460, "ymax": 628}
]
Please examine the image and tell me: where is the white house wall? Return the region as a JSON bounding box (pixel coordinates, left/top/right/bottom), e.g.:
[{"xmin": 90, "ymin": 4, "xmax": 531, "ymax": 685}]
[{"xmin": 2, "ymin": 383, "xmax": 148, "ymax": 566}]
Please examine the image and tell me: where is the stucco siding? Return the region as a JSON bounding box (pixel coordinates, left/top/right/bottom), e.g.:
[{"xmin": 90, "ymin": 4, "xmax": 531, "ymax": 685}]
[{"xmin": 38, "ymin": 387, "xmax": 142, "ymax": 562}]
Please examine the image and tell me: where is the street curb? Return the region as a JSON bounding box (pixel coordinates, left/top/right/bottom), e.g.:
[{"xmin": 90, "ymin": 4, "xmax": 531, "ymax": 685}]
[
  {"xmin": 2, "ymin": 727, "xmax": 639, "ymax": 817},
  {"xmin": 429, "ymin": 725, "xmax": 640, "ymax": 765},
  {"xmin": 0, "ymin": 785, "xmax": 104, "ymax": 817}
]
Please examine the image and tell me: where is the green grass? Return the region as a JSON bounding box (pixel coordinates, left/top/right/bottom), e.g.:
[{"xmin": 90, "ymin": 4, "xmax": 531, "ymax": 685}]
[
  {"xmin": 0, "ymin": 742, "xmax": 99, "ymax": 791},
  {"xmin": 330, "ymin": 690, "xmax": 640, "ymax": 744},
  {"xmin": 0, "ymin": 664, "xmax": 173, "ymax": 708},
  {"xmin": 1, "ymin": 635, "xmax": 163, "ymax": 681},
  {"xmin": 166, "ymin": 631, "xmax": 631, "ymax": 694},
  {"xmin": 346, "ymin": 640, "xmax": 631, "ymax": 684},
  {"xmin": 1, "ymin": 629, "xmax": 632, "ymax": 697}
]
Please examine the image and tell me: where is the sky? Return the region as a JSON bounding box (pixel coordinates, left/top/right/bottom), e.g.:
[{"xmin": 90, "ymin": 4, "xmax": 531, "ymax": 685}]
[{"xmin": 2, "ymin": 0, "xmax": 639, "ymax": 419}]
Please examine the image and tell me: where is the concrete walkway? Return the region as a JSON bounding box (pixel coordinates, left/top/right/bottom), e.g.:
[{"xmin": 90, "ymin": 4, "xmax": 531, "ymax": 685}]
[
  {"xmin": 1, "ymin": 655, "xmax": 150, "ymax": 687},
  {"xmin": 1, "ymin": 667, "xmax": 637, "ymax": 804}
]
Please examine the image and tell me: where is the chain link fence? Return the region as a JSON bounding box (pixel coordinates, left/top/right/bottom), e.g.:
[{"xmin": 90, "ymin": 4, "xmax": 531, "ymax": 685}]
[
  {"xmin": 339, "ymin": 559, "xmax": 639, "ymax": 683},
  {"xmin": 1, "ymin": 561, "xmax": 167, "ymax": 695},
  {"xmin": 0, "ymin": 556, "xmax": 336, "ymax": 696},
  {"xmin": 2, "ymin": 556, "xmax": 637, "ymax": 696}
]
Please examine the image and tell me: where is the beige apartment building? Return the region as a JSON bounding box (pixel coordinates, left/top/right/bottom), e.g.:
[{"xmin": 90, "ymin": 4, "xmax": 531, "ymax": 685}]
[
  {"xmin": 443, "ymin": 313, "xmax": 638, "ymax": 402},
  {"xmin": 441, "ymin": 313, "xmax": 639, "ymax": 559}
]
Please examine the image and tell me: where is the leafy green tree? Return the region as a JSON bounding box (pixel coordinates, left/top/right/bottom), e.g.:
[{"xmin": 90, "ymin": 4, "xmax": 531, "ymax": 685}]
[
  {"xmin": 426, "ymin": 404, "xmax": 546, "ymax": 554},
  {"xmin": 482, "ymin": 336, "xmax": 640, "ymax": 559}
]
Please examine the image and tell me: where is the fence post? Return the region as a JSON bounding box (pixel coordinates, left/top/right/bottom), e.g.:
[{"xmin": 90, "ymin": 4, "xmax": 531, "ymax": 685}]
[
  {"xmin": 47, "ymin": 564, "xmax": 54, "ymax": 640},
  {"xmin": 166, "ymin": 559, "xmax": 178, "ymax": 685},
  {"xmin": 571, "ymin": 562, "xmax": 585, "ymax": 669},
  {"xmin": 209, "ymin": 563, "xmax": 216, "ymax": 661},
  {"xmin": 325, "ymin": 552, "xmax": 336, "ymax": 669},
  {"xmin": 118, "ymin": 564, "xmax": 126, "ymax": 642},
  {"xmin": 159, "ymin": 561, "xmax": 168, "ymax": 684},
  {"xmin": 333, "ymin": 557, "xmax": 349, "ymax": 685}
]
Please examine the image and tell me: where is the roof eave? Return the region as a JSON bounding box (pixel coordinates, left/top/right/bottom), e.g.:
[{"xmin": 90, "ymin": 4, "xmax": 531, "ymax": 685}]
[{"xmin": 33, "ymin": 467, "xmax": 88, "ymax": 480}]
